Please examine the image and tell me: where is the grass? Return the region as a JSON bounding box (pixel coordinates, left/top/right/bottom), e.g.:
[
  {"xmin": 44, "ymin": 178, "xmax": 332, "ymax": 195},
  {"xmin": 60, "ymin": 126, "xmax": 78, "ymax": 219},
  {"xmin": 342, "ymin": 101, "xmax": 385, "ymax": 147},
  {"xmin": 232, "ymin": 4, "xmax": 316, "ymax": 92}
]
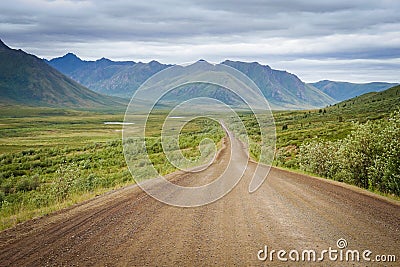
[
  {"xmin": 274, "ymin": 165, "xmax": 400, "ymax": 202},
  {"xmin": 1, "ymin": 88, "xmax": 399, "ymax": 230},
  {"xmin": 268, "ymin": 89, "xmax": 398, "ymax": 168},
  {"xmin": 236, "ymin": 89, "xmax": 399, "ymax": 195},
  {"xmin": 0, "ymin": 107, "xmax": 224, "ymax": 230},
  {"xmin": 0, "ymin": 185, "xmax": 125, "ymax": 229}
]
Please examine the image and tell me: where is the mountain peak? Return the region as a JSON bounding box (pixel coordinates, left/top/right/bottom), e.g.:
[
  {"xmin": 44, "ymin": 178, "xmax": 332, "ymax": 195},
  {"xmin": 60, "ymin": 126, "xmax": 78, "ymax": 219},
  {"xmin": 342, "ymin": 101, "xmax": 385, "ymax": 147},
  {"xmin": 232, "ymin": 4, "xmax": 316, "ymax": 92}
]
[
  {"xmin": 189, "ymin": 59, "xmax": 215, "ymax": 69},
  {"xmin": 64, "ymin": 52, "xmax": 80, "ymax": 59},
  {"xmin": 148, "ymin": 60, "xmax": 161, "ymax": 65},
  {"xmin": 0, "ymin": 39, "xmax": 11, "ymax": 50},
  {"xmin": 0, "ymin": 41, "xmax": 125, "ymax": 108},
  {"xmin": 48, "ymin": 52, "xmax": 86, "ymax": 75},
  {"xmin": 51, "ymin": 52, "xmax": 82, "ymax": 62},
  {"xmin": 221, "ymin": 60, "xmax": 271, "ymax": 71},
  {"xmin": 97, "ymin": 57, "xmax": 111, "ymax": 62}
]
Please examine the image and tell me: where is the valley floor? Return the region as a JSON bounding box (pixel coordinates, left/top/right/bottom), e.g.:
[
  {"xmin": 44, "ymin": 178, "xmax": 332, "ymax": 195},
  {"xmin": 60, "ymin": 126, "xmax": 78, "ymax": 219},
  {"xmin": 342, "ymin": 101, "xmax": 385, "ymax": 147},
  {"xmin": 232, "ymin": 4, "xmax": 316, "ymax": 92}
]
[{"xmin": 0, "ymin": 136, "xmax": 399, "ymax": 266}]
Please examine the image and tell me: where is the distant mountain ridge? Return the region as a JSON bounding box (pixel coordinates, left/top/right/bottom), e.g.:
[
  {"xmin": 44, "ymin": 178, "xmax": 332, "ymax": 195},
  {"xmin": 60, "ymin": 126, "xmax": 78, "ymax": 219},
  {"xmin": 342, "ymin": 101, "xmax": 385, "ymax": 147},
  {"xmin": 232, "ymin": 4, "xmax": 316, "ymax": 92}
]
[
  {"xmin": 49, "ymin": 53, "xmax": 398, "ymax": 110},
  {"xmin": 221, "ymin": 60, "xmax": 335, "ymax": 109},
  {"xmin": 0, "ymin": 40, "xmax": 126, "ymax": 108},
  {"xmin": 47, "ymin": 55, "xmax": 337, "ymax": 109},
  {"xmin": 48, "ymin": 53, "xmax": 399, "ymax": 109},
  {"xmin": 310, "ymin": 80, "xmax": 397, "ymax": 102},
  {"xmin": 47, "ymin": 54, "xmax": 170, "ymax": 98},
  {"xmin": 1, "ymin": 38, "xmax": 393, "ymax": 110}
]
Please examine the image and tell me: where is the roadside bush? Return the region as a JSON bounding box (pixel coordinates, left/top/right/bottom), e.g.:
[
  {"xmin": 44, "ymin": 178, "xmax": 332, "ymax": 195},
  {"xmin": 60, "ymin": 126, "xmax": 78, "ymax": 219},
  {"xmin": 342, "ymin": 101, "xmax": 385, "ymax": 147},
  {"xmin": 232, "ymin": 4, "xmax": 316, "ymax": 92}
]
[
  {"xmin": 368, "ymin": 112, "xmax": 400, "ymax": 195},
  {"xmin": 299, "ymin": 111, "xmax": 400, "ymax": 196},
  {"xmin": 51, "ymin": 163, "xmax": 78, "ymax": 201},
  {"xmin": 299, "ymin": 140, "xmax": 341, "ymax": 179},
  {"xmin": 15, "ymin": 175, "xmax": 40, "ymax": 192},
  {"xmin": 275, "ymin": 145, "xmax": 299, "ymax": 168}
]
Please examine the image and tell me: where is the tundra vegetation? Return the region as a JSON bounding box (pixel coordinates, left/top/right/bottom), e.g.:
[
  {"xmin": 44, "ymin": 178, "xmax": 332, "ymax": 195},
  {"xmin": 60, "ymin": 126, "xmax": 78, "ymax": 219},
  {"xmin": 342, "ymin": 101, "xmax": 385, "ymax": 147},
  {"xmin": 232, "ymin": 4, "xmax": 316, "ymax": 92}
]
[
  {"xmin": 252, "ymin": 85, "xmax": 400, "ymax": 198},
  {"xmin": 1, "ymin": 84, "xmax": 399, "ymax": 230},
  {"xmin": 0, "ymin": 107, "xmax": 224, "ymax": 230}
]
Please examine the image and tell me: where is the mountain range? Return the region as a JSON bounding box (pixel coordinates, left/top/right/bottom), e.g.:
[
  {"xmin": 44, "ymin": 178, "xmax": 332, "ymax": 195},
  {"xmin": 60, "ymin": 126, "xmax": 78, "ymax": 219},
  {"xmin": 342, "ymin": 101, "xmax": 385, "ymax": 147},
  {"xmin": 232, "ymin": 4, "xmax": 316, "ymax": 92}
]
[
  {"xmin": 0, "ymin": 40, "xmax": 126, "ymax": 109},
  {"xmin": 311, "ymin": 80, "xmax": 398, "ymax": 102},
  {"xmin": 221, "ymin": 60, "xmax": 335, "ymax": 109},
  {"xmin": 48, "ymin": 54, "xmax": 337, "ymax": 109},
  {"xmin": 47, "ymin": 53, "xmax": 397, "ymax": 109},
  {"xmin": 47, "ymin": 53, "xmax": 170, "ymax": 99},
  {"xmin": 0, "ymin": 39, "xmax": 397, "ymax": 110}
]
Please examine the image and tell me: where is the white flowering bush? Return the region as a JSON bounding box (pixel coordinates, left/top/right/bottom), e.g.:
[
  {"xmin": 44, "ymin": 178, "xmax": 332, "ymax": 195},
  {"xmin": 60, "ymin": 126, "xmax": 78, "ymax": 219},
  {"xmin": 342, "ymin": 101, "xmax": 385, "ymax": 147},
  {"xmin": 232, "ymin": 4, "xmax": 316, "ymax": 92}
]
[
  {"xmin": 368, "ymin": 111, "xmax": 400, "ymax": 195},
  {"xmin": 299, "ymin": 111, "xmax": 400, "ymax": 196},
  {"xmin": 299, "ymin": 140, "xmax": 341, "ymax": 179}
]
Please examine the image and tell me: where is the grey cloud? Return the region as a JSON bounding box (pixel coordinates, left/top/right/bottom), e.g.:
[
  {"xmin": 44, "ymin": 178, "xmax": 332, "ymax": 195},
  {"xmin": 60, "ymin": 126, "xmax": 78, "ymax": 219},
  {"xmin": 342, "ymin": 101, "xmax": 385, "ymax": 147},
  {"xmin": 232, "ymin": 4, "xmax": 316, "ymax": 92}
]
[
  {"xmin": 2, "ymin": 1, "xmax": 399, "ymax": 41},
  {"xmin": 0, "ymin": 0, "xmax": 399, "ymax": 82},
  {"xmin": 273, "ymin": 58, "xmax": 400, "ymax": 83}
]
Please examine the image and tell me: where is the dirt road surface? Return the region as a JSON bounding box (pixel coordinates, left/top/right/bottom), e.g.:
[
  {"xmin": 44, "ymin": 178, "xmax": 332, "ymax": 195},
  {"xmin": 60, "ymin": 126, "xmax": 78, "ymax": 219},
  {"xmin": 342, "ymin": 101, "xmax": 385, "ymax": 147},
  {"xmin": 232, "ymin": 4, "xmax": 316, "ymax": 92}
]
[{"xmin": 0, "ymin": 137, "xmax": 399, "ymax": 266}]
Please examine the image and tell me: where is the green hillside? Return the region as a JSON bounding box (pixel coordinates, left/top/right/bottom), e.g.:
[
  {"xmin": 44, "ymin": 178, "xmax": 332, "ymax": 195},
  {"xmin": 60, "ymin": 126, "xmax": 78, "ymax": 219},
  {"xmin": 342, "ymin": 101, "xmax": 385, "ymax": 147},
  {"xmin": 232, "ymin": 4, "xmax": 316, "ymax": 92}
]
[
  {"xmin": 0, "ymin": 40, "xmax": 127, "ymax": 109},
  {"xmin": 296, "ymin": 85, "xmax": 400, "ymax": 197},
  {"xmin": 326, "ymin": 84, "xmax": 400, "ymax": 121},
  {"xmin": 271, "ymin": 84, "xmax": 400, "ymax": 149}
]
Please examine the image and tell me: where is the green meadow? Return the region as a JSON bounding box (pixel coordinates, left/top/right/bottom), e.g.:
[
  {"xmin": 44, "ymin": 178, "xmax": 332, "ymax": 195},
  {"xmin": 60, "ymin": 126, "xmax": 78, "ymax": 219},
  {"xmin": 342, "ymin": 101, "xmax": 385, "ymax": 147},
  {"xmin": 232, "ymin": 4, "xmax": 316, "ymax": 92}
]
[
  {"xmin": 241, "ymin": 86, "xmax": 400, "ymax": 198},
  {"xmin": 1, "ymin": 85, "xmax": 399, "ymax": 230},
  {"xmin": 0, "ymin": 107, "xmax": 224, "ymax": 230}
]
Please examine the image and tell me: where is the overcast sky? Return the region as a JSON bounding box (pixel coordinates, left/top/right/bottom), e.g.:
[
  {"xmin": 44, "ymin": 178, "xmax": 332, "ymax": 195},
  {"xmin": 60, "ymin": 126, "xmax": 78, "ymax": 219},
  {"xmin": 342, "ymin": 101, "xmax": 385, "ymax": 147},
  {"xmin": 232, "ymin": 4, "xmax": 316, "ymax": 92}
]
[{"xmin": 1, "ymin": 0, "xmax": 399, "ymax": 82}]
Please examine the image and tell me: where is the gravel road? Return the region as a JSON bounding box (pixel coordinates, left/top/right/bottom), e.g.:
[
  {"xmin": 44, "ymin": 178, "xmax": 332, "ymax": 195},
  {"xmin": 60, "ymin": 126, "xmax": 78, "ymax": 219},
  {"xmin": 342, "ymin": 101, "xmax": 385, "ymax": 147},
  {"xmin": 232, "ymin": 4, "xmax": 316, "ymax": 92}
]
[{"xmin": 0, "ymin": 137, "xmax": 399, "ymax": 266}]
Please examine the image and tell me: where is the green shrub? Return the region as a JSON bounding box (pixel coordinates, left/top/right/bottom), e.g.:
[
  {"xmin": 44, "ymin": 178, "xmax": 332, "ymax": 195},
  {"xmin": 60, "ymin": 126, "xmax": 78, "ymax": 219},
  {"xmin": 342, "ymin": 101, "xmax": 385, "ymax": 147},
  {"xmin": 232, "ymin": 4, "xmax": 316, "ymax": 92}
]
[
  {"xmin": 51, "ymin": 163, "xmax": 78, "ymax": 201},
  {"xmin": 15, "ymin": 175, "xmax": 40, "ymax": 192},
  {"xmin": 298, "ymin": 111, "xmax": 400, "ymax": 196}
]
